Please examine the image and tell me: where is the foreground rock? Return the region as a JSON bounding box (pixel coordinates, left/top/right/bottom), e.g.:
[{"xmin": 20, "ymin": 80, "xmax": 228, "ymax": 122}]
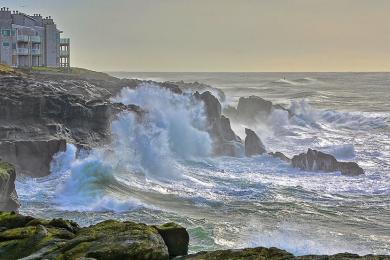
[
  {"xmin": 244, "ymin": 128, "xmax": 266, "ymax": 156},
  {"xmin": 0, "ymin": 212, "xmax": 387, "ymax": 260},
  {"xmin": 0, "ymin": 163, "xmax": 19, "ymax": 212},
  {"xmin": 0, "ymin": 212, "xmax": 187, "ymax": 260},
  {"xmin": 292, "ymin": 149, "xmax": 364, "ymax": 176},
  {"xmin": 194, "ymin": 91, "xmax": 242, "ymax": 156},
  {"xmin": 180, "ymin": 247, "xmax": 389, "ymax": 260}
]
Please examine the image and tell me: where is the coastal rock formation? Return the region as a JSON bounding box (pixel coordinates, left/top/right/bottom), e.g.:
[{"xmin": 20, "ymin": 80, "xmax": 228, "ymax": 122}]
[
  {"xmin": 291, "ymin": 149, "xmax": 364, "ymax": 176},
  {"xmin": 224, "ymin": 95, "xmax": 293, "ymax": 124},
  {"xmin": 237, "ymin": 96, "xmax": 273, "ymax": 120},
  {"xmin": 194, "ymin": 91, "xmax": 242, "ymax": 156},
  {"xmin": 0, "ymin": 139, "xmax": 66, "ymax": 177},
  {"xmin": 244, "ymin": 128, "xmax": 266, "ymax": 156},
  {"xmin": 154, "ymin": 222, "xmax": 189, "ymax": 257},
  {"xmin": 181, "ymin": 247, "xmax": 389, "ymax": 260},
  {"xmin": 0, "ymin": 212, "xmax": 388, "ymax": 259},
  {"xmin": 269, "ymin": 151, "xmax": 292, "ymax": 163},
  {"xmin": 0, "ymin": 212, "xmax": 188, "ymax": 260},
  {"xmin": 0, "ymin": 162, "xmax": 19, "ymax": 212},
  {"xmin": 179, "ymin": 247, "xmax": 295, "ymax": 259}
]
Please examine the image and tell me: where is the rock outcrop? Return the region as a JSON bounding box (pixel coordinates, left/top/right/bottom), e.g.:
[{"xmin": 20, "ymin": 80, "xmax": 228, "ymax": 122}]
[
  {"xmin": 0, "ymin": 162, "xmax": 19, "ymax": 212},
  {"xmin": 194, "ymin": 91, "xmax": 242, "ymax": 156},
  {"xmin": 269, "ymin": 151, "xmax": 292, "ymax": 163},
  {"xmin": 0, "ymin": 212, "xmax": 188, "ymax": 260},
  {"xmin": 244, "ymin": 128, "xmax": 266, "ymax": 156},
  {"xmin": 291, "ymin": 149, "xmax": 364, "ymax": 176},
  {"xmin": 180, "ymin": 247, "xmax": 389, "ymax": 260},
  {"xmin": 224, "ymin": 95, "xmax": 293, "ymax": 124},
  {"xmin": 0, "ymin": 212, "xmax": 387, "ymax": 260},
  {"xmin": 154, "ymin": 222, "xmax": 189, "ymax": 257},
  {"xmin": 0, "ymin": 139, "xmax": 66, "ymax": 177}
]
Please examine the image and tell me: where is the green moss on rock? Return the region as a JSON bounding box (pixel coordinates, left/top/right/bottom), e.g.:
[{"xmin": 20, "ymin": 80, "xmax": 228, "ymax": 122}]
[
  {"xmin": 179, "ymin": 247, "xmax": 295, "ymax": 260},
  {"xmin": 48, "ymin": 220, "xmax": 169, "ymax": 260}
]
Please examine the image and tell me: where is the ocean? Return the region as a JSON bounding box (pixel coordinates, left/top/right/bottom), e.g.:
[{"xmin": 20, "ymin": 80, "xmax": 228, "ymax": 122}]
[{"xmin": 17, "ymin": 72, "xmax": 390, "ymax": 256}]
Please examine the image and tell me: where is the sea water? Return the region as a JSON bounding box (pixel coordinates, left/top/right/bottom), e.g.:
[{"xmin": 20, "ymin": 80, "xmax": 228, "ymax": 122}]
[{"xmin": 16, "ymin": 72, "xmax": 390, "ymax": 256}]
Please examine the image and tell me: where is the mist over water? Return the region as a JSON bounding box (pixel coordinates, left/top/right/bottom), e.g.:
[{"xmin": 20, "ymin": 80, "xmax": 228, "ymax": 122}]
[{"xmin": 17, "ymin": 73, "xmax": 390, "ymax": 256}]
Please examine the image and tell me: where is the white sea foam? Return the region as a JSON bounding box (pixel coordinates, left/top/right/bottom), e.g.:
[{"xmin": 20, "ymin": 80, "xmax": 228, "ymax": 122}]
[{"xmin": 14, "ymin": 78, "xmax": 390, "ymax": 255}]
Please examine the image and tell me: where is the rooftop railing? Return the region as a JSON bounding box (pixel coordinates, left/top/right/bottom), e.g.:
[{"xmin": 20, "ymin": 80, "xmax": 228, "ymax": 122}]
[{"xmin": 60, "ymin": 38, "xmax": 70, "ymax": 45}]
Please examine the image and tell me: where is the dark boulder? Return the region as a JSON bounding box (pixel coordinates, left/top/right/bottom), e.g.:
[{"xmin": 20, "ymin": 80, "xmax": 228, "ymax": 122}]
[
  {"xmin": 291, "ymin": 149, "xmax": 364, "ymax": 176},
  {"xmin": 237, "ymin": 96, "xmax": 273, "ymax": 121},
  {"xmin": 154, "ymin": 222, "xmax": 189, "ymax": 257},
  {"xmin": 269, "ymin": 151, "xmax": 292, "ymax": 163},
  {"xmin": 244, "ymin": 128, "xmax": 266, "ymax": 156},
  {"xmin": 223, "ymin": 95, "xmax": 294, "ymax": 124}
]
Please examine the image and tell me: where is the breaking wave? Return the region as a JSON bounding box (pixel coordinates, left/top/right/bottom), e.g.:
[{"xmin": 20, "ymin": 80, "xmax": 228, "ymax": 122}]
[{"xmin": 51, "ymin": 84, "xmax": 213, "ymax": 211}]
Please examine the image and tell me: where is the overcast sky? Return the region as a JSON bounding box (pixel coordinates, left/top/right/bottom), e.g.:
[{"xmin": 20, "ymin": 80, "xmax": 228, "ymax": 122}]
[{"xmin": 2, "ymin": 0, "xmax": 390, "ymax": 72}]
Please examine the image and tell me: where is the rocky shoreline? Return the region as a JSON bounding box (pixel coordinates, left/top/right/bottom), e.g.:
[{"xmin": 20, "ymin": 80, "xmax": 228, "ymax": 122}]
[
  {"xmin": 0, "ymin": 67, "xmax": 379, "ymax": 259},
  {"xmin": 0, "ymin": 211, "xmax": 388, "ymax": 260}
]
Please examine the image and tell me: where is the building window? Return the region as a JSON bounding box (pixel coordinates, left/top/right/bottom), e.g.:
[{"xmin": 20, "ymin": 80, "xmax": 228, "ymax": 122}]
[
  {"xmin": 12, "ymin": 43, "xmax": 16, "ymax": 49},
  {"xmin": 2, "ymin": 30, "xmax": 11, "ymax": 36},
  {"xmin": 3, "ymin": 42, "xmax": 10, "ymax": 47},
  {"xmin": 11, "ymin": 30, "xmax": 16, "ymax": 36}
]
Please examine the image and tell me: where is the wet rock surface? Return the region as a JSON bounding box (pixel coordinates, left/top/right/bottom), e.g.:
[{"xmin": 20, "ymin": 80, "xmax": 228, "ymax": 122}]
[
  {"xmin": 194, "ymin": 91, "xmax": 242, "ymax": 156},
  {"xmin": 223, "ymin": 95, "xmax": 293, "ymax": 124},
  {"xmin": 0, "ymin": 163, "xmax": 19, "ymax": 212},
  {"xmin": 244, "ymin": 128, "xmax": 266, "ymax": 156},
  {"xmin": 292, "ymin": 149, "xmax": 365, "ymax": 176},
  {"xmin": 0, "ymin": 212, "xmax": 387, "ymax": 260}
]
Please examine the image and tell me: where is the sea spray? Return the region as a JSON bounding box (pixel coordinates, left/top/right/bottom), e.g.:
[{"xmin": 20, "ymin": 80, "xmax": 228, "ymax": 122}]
[{"xmin": 52, "ymin": 84, "xmax": 213, "ymax": 211}]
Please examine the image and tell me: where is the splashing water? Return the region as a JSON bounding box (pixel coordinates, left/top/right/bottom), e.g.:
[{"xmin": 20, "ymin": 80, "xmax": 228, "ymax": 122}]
[{"xmin": 16, "ymin": 74, "xmax": 390, "ymax": 256}]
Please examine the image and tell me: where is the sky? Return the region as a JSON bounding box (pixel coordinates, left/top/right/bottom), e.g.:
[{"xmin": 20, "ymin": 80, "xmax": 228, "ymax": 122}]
[{"xmin": 2, "ymin": 0, "xmax": 390, "ymax": 72}]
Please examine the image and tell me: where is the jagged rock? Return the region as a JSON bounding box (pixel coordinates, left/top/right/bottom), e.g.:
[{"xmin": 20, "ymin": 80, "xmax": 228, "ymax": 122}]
[
  {"xmin": 269, "ymin": 151, "xmax": 292, "ymax": 163},
  {"xmin": 245, "ymin": 128, "xmax": 266, "ymax": 156},
  {"xmin": 223, "ymin": 95, "xmax": 294, "ymax": 124},
  {"xmin": 291, "ymin": 149, "xmax": 364, "ymax": 176},
  {"xmin": 237, "ymin": 96, "xmax": 273, "ymax": 120},
  {"xmin": 154, "ymin": 222, "xmax": 189, "ymax": 257},
  {"xmin": 194, "ymin": 91, "xmax": 242, "ymax": 156},
  {"xmin": 0, "ymin": 139, "xmax": 66, "ymax": 177},
  {"xmin": 0, "ymin": 162, "xmax": 19, "ymax": 212}
]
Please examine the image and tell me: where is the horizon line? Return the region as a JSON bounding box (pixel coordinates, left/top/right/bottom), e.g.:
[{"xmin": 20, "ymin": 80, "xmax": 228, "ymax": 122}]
[{"xmin": 103, "ymin": 70, "xmax": 390, "ymax": 74}]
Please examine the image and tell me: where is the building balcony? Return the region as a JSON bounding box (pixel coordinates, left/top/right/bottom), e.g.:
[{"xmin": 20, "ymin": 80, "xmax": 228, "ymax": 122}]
[
  {"xmin": 31, "ymin": 49, "xmax": 41, "ymax": 55},
  {"xmin": 16, "ymin": 35, "xmax": 29, "ymax": 42},
  {"xmin": 60, "ymin": 38, "xmax": 70, "ymax": 45},
  {"xmin": 60, "ymin": 50, "xmax": 69, "ymax": 56},
  {"xmin": 14, "ymin": 48, "xmax": 29, "ymax": 55},
  {"xmin": 30, "ymin": 36, "xmax": 41, "ymax": 43}
]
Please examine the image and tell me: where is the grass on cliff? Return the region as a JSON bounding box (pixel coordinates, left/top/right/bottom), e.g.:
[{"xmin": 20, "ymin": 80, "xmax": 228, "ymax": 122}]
[
  {"xmin": 29, "ymin": 66, "xmax": 115, "ymax": 81},
  {"xmin": 0, "ymin": 63, "xmax": 16, "ymax": 74}
]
